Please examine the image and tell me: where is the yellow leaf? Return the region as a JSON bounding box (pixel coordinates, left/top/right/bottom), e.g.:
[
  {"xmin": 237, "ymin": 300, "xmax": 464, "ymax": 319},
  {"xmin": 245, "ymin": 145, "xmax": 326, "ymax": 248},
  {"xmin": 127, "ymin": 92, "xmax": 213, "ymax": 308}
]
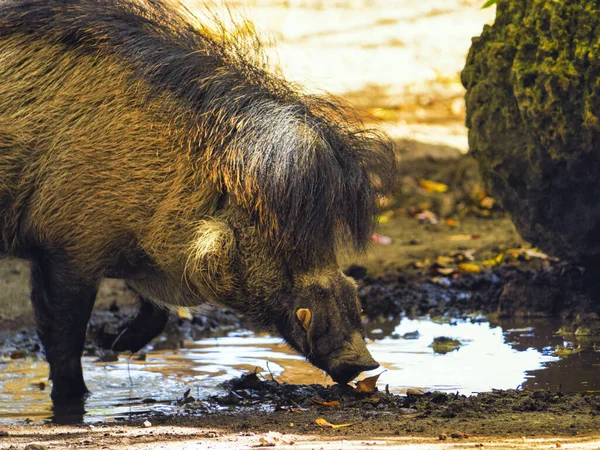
[
  {"xmin": 312, "ymin": 399, "xmax": 341, "ymax": 407},
  {"xmin": 480, "ymin": 196, "xmax": 496, "ymax": 209},
  {"xmin": 315, "ymin": 417, "xmax": 354, "ymax": 429},
  {"xmin": 483, "ymin": 253, "xmax": 504, "ymax": 266},
  {"xmin": 449, "ymin": 234, "xmax": 481, "ymax": 241},
  {"xmin": 377, "ymin": 215, "xmax": 390, "ymax": 224},
  {"xmin": 458, "ymin": 263, "xmax": 482, "ymax": 274},
  {"xmin": 419, "ymin": 179, "xmax": 448, "ymax": 193},
  {"xmin": 354, "ymin": 373, "xmax": 382, "ymax": 394},
  {"xmin": 436, "ymin": 267, "xmax": 456, "ymax": 276},
  {"xmin": 524, "ymin": 249, "xmax": 549, "ymax": 259},
  {"xmin": 435, "ymin": 256, "xmax": 455, "ymax": 265},
  {"xmin": 177, "ymin": 307, "xmax": 193, "ymax": 320}
]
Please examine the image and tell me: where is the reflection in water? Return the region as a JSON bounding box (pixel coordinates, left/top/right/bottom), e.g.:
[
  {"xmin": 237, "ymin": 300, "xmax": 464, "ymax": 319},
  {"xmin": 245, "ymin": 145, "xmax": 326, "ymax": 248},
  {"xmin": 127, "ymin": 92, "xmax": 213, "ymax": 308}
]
[{"xmin": 2, "ymin": 317, "xmax": 600, "ymax": 423}]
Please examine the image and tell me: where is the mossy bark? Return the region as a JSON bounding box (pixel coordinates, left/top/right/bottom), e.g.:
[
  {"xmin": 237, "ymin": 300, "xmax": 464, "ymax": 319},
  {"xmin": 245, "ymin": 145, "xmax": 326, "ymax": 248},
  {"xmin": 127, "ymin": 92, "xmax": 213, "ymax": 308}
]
[{"xmin": 462, "ymin": 0, "xmax": 600, "ymax": 265}]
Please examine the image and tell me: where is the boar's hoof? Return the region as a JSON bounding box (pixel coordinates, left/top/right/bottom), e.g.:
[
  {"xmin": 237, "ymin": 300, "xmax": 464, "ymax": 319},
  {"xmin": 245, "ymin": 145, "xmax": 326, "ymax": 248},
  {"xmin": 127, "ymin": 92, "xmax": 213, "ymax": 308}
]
[{"xmin": 329, "ymin": 358, "xmax": 380, "ymax": 384}]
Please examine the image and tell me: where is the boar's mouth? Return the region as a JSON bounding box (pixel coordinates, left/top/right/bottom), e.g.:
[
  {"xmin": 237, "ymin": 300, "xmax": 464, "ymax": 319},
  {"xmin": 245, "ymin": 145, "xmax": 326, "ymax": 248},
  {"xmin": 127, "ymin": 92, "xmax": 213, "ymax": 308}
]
[
  {"xmin": 326, "ymin": 355, "xmax": 380, "ymax": 384},
  {"xmin": 314, "ymin": 332, "xmax": 380, "ymax": 384}
]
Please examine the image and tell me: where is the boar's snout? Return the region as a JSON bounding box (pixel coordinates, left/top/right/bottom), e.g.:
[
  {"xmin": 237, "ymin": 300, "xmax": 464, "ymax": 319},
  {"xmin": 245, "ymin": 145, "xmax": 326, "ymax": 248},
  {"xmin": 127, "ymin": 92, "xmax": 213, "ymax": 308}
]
[{"xmin": 327, "ymin": 332, "xmax": 379, "ymax": 384}]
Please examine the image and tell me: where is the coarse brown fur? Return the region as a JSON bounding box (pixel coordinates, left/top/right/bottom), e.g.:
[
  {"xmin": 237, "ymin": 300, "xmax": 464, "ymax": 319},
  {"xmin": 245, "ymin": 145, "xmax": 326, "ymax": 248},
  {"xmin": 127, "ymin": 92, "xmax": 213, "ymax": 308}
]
[{"xmin": 0, "ymin": 0, "xmax": 395, "ymax": 402}]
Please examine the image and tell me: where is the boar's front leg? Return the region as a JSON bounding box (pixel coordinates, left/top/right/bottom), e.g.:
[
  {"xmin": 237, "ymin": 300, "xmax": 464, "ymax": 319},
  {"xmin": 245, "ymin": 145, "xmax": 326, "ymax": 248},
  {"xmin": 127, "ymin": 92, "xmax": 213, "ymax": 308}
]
[
  {"xmin": 30, "ymin": 251, "xmax": 98, "ymax": 402},
  {"xmin": 110, "ymin": 294, "xmax": 169, "ymax": 353}
]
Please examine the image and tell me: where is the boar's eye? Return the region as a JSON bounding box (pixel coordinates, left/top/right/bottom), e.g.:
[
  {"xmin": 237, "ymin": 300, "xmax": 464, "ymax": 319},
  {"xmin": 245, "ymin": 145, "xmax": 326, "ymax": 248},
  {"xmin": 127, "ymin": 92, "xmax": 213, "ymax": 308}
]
[{"xmin": 296, "ymin": 308, "xmax": 312, "ymax": 331}]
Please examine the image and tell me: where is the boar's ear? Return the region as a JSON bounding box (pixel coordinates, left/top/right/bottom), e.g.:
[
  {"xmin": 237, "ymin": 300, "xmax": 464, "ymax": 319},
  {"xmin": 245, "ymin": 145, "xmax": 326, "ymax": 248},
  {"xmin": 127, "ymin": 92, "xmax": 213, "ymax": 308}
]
[
  {"xmin": 187, "ymin": 219, "xmax": 235, "ymax": 291},
  {"xmin": 296, "ymin": 308, "xmax": 312, "ymax": 331}
]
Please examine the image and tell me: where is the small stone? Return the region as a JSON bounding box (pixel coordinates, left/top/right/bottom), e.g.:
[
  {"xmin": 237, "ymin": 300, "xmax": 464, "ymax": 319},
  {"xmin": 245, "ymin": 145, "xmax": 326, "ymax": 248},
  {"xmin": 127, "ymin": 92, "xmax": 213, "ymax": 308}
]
[{"xmin": 24, "ymin": 445, "xmax": 47, "ymax": 450}]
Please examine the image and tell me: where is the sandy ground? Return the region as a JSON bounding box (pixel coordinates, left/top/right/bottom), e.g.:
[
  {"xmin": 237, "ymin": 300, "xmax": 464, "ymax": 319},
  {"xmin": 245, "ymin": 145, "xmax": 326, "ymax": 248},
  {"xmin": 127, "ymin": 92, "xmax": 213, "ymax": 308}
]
[
  {"xmin": 198, "ymin": 0, "xmax": 496, "ymax": 152},
  {"xmin": 2, "ymin": 425, "xmax": 600, "ymax": 450}
]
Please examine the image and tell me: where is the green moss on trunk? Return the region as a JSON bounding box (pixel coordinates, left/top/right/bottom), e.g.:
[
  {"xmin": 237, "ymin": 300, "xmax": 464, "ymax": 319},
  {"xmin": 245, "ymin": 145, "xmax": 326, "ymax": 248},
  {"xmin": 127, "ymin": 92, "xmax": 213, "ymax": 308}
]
[{"xmin": 462, "ymin": 0, "xmax": 600, "ymax": 265}]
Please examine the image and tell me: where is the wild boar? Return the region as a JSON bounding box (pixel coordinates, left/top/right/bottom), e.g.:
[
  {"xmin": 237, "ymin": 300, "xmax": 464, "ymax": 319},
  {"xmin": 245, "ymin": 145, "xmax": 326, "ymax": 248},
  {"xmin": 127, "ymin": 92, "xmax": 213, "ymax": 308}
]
[{"xmin": 0, "ymin": 0, "xmax": 396, "ymax": 402}]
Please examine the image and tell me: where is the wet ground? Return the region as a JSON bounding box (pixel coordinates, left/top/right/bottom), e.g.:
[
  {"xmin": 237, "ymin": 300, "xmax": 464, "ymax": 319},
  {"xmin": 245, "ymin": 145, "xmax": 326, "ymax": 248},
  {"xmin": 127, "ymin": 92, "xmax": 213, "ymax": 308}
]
[{"xmin": 2, "ymin": 201, "xmax": 600, "ymax": 444}]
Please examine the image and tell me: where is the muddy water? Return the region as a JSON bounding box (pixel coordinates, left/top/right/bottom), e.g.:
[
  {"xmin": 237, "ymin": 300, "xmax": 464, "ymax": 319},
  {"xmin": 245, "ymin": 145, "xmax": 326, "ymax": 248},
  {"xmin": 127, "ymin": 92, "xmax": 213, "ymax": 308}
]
[{"xmin": 1, "ymin": 317, "xmax": 599, "ymax": 424}]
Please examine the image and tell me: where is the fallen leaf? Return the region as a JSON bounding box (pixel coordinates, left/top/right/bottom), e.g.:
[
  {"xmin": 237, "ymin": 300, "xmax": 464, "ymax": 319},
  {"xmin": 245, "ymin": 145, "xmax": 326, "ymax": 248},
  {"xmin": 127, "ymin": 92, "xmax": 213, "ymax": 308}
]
[
  {"xmin": 458, "ymin": 263, "xmax": 482, "ymax": 274},
  {"xmin": 446, "ymin": 219, "xmax": 459, "ymax": 227},
  {"xmin": 312, "ymin": 399, "xmax": 341, "ymax": 407},
  {"xmin": 363, "ymin": 397, "xmax": 380, "ymax": 405},
  {"xmin": 451, "ymin": 249, "xmax": 476, "ymax": 261},
  {"xmin": 483, "ymin": 253, "xmax": 504, "ymax": 266},
  {"xmin": 433, "ymin": 267, "xmax": 457, "ymax": 276},
  {"xmin": 372, "ymin": 233, "xmax": 392, "ymax": 245},
  {"xmin": 435, "ymin": 256, "xmax": 455, "ymax": 265},
  {"xmin": 524, "ymin": 249, "xmax": 549, "ymax": 259},
  {"xmin": 480, "ymin": 196, "xmax": 496, "ymax": 209},
  {"xmin": 419, "ymin": 179, "xmax": 448, "ymax": 193},
  {"xmin": 315, "ymin": 418, "xmax": 354, "ymax": 429},
  {"xmin": 376, "ymin": 215, "xmax": 391, "ymax": 224},
  {"xmin": 354, "ymin": 373, "xmax": 382, "ymax": 394},
  {"xmin": 257, "ymin": 436, "xmax": 276, "ymax": 447},
  {"xmin": 449, "ymin": 234, "xmax": 481, "ymax": 241},
  {"xmin": 415, "ymin": 210, "xmax": 438, "ymax": 224},
  {"xmin": 177, "ymin": 307, "xmax": 193, "ymax": 320}
]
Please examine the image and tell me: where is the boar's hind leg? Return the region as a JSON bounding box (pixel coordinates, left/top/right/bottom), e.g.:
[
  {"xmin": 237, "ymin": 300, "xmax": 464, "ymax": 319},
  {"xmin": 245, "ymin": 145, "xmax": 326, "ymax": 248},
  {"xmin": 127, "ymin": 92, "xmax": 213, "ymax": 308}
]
[
  {"xmin": 110, "ymin": 294, "xmax": 169, "ymax": 353},
  {"xmin": 30, "ymin": 253, "xmax": 98, "ymax": 401}
]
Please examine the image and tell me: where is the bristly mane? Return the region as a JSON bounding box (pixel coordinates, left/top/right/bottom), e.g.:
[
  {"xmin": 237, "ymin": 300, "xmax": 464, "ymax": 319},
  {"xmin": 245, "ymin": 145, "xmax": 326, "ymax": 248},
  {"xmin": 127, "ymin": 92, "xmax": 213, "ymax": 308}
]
[{"xmin": 0, "ymin": 0, "xmax": 396, "ymax": 263}]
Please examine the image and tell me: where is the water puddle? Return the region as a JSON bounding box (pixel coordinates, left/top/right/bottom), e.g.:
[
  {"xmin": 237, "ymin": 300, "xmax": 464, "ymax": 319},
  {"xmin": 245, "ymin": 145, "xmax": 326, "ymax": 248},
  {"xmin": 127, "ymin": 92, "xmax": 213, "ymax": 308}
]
[{"xmin": 1, "ymin": 316, "xmax": 599, "ymax": 423}]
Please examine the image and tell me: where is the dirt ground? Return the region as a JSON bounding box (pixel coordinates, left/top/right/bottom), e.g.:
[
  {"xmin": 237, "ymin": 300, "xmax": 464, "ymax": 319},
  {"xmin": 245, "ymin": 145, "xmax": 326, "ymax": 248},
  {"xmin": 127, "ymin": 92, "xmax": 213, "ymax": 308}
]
[{"xmin": 3, "ymin": 1, "xmax": 600, "ymax": 449}]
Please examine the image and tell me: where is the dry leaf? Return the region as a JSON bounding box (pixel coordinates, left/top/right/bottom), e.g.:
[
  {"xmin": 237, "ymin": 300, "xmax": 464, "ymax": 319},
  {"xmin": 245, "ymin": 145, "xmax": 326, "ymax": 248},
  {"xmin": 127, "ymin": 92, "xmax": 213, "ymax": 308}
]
[
  {"xmin": 372, "ymin": 233, "xmax": 392, "ymax": 245},
  {"xmin": 315, "ymin": 418, "xmax": 354, "ymax": 429},
  {"xmin": 483, "ymin": 253, "xmax": 504, "ymax": 266},
  {"xmin": 449, "ymin": 234, "xmax": 481, "ymax": 241},
  {"xmin": 435, "ymin": 267, "xmax": 456, "ymax": 276},
  {"xmin": 377, "ymin": 215, "xmax": 391, "ymax": 224},
  {"xmin": 446, "ymin": 219, "xmax": 459, "ymax": 227},
  {"xmin": 458, "ymin": 263, "xmax": 482, "ymax": 274},
  {"xmin": 480, "ymin": 196, "xmax": 496, "ymax": 209},
  {"xmin": 419, "ymin": 179, "xmax": 449, "ymax": 193},
  {"xmin": 312, "ymin": 399, "xmax": 341, "ymax": 407},
  {"xmin": 354, "ymin": 373, "xmax": 382, "ymax": 394},
  {"xmin": 415, "ymin": 210, "xmax": 438, "ymax": 224},
  {"xmin": 177, "ymin": 307, "xmax": 193, "ymax": 320},
  {"xmin": 435, "ymin": 256, "xmax": 455, "ymax": 265},
  {"xmin": 524, "ymin": 249, "xmax": 549, "ymax": 259}
]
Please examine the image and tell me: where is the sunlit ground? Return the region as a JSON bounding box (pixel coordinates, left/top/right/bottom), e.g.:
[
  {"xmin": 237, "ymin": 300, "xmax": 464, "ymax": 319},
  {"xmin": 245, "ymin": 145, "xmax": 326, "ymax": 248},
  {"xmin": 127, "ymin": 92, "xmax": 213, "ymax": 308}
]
[{"xmin": 187, "ymin": 0, "xmax": 495, "ymax": 151}]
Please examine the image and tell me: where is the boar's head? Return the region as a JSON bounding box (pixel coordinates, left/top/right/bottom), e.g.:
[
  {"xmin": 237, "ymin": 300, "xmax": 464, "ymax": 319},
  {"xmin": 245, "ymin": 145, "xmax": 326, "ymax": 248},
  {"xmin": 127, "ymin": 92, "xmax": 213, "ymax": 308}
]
[
  {"xmin": 186, "ymin": 215, "xmax": 379, "ymax": 384},
  {"xmin": 274, "ymin": 267, "xmax": 380, "ymax": 384}
]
